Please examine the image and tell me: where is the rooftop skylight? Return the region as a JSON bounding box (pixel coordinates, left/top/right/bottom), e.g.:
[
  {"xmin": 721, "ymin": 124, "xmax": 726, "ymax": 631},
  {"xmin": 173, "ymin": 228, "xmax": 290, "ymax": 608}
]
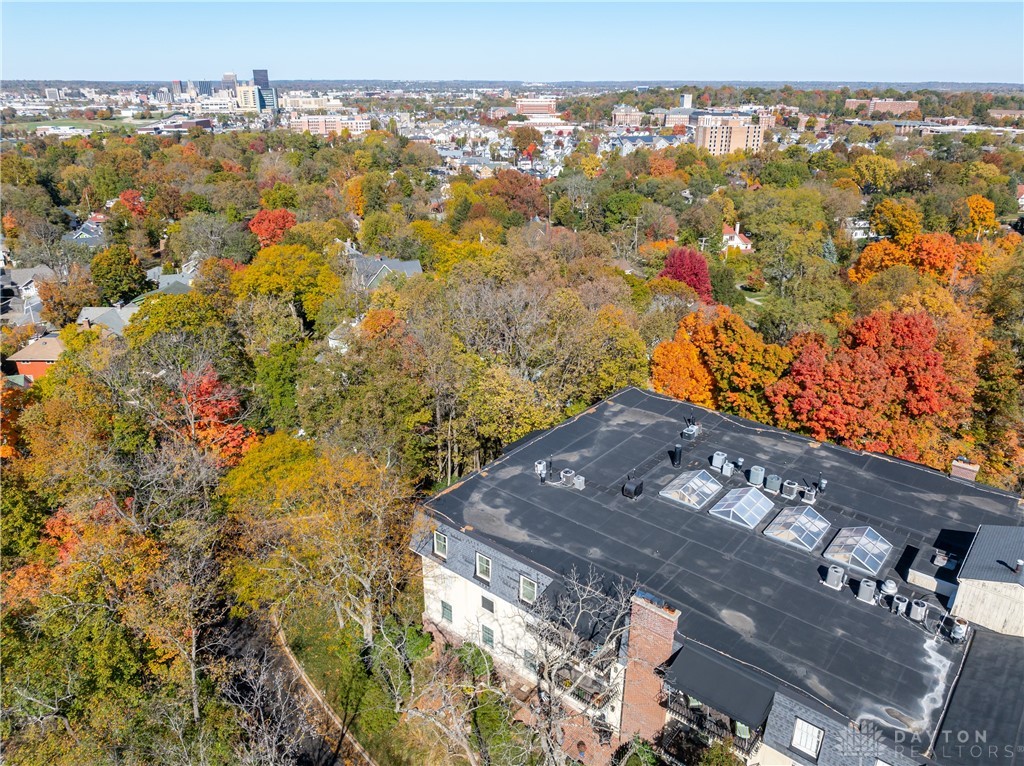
[
  {"xmin": 659, "ymin": 470, "xmax": 723, "ymax": 509},
  {"xmin": 823, "ymin": 526, "xmax": 893, "ymax": 576},
  {"xmin": 708, "ymin": 487, "xmax": 774, "ymax": 529},
  {"xmin": 763, "ymin": 505, "xmax": 831, "ymax": 552}
]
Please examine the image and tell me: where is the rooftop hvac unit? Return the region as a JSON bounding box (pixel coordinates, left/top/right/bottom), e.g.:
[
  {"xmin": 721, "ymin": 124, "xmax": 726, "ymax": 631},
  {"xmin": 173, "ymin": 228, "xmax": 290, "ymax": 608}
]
[
  {"xmin": 824, "ymin": 564, "xmax": 845, "ymax": 590},
  {"xmin": 622, "ymin": 479, "xmax": 644, "ymax": 499},
  {"xmin": 534, "ymin": 460, "xmax": 547, "ymax": 477},
  {"xmin": 765, "ymin": 474, "xmax": 783, "ymax": 493},
  {"xmin": 909, "ymin": 599, "xmax": 927, "ymax": 622},
  {"xmin": 880, "ymin": 579, "xmax": 898, "ymax": 596},
  {"xmin": 803, "ymin": 486, "xmax": 817, "ymax": 503},
  {"xmin": 951, "ymin": 617, "xmax": 968, "ymax": 641},
  {"xmin": 857, "ymin": 578, "xmax": 877, "ymax": 604},
  {"xmin": 573, "ymin": 475, "xmax": 586, "ymax": 491},
  {"xmin": 560, "ymin": 468, "xmax": 575, "ymax": 485},
  {"xmin": 781, "ymin": 480, "xmax": 799, "ymax": 499},
  {"xmin": 748, "ymin": 465, "xmax": 765, "ymax": 486},
  {"xmin": 711, "ymin": 451, "xmax": 727, "ymax": 470},
  {"xmin": 891, "ymin": 594, "xmax": 909, "ymax": 615},
  {"xmin": 722, "ymin": 461, "xmax": 735, "ymax": 477},
  {"xmin": 682, "ymin": 424, "xmax": 699, "ymax": 441}
]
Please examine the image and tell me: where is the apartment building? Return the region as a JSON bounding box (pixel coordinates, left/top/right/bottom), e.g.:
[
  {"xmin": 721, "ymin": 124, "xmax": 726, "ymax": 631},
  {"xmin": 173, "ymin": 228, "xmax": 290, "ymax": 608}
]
[
  {"xmin": 415, "ymin": 387, "xmax": 1024, "ymax": 766},
  {"xmin": 694, "ymin": 114, "xmax": 764, "ymax": 156},
  {"xmin": 844, "ymin": 97, "xmax": 919, "ymax": 116},
  {"xmin": 290, "ymin": 113, "xmax": 372, "ymax": 136},
  {"xmin": 611, "ymin": 104, "xmax": 643, "ymax": 127},
  {"xmin": 515, "ymin": 95, "xmax": 557, "ymax": 115}
]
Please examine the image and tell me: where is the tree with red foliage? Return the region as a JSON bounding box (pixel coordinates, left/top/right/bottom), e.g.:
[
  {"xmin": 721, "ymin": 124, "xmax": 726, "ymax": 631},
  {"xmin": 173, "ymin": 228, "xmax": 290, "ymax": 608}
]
[
  {"xmin": 117, "ymin": 189, "xmax": 147, "ymax": 218},
  {"xmin": 659, "ymin": 247, "xmax": 713, "ymax": 302},
  {"xmin": 178, "ymin": 365, "xmax": 257, "ymax": 467},
  {"xmin": 768, "ymin": 311, "xmax": 970, "ymax": 465},
  {"xmin": 491, "ymin": 170, "xmax": 546, "ymax": 219},
  {"xmin": 248, "ymin": 208, "xmax": 296, "ymax": 248}
]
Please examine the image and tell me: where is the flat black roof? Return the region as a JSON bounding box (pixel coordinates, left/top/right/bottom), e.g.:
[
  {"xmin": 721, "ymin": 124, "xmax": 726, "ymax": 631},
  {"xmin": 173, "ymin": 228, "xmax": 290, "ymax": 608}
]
[
  {"xmin": 938, "ymin": 631, "xmax": 1024, "ymax": 765},
  {"xmin": 427, "ymin": 388, "xmax": 1023, "ymax": 750}
]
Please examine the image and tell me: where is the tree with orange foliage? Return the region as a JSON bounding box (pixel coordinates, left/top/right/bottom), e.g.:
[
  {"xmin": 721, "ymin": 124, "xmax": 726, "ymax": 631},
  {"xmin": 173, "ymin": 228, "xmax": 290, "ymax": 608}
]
[
  {"xmin": 247, "ymin": 208, "xmax": 296, "ymax": 247},
  {"xmin": 652, "ymin": 306, "xmax": 791, "ymax": 421},
  {"xmin": 850, "ymin": 233, "xmax": 983, "ymax": 284},
  {"xmin": 648, "ymin": 152, "xmax": 675, "ymax": 177},
  {"xmin": 651, "ymin": 328, "xmax": 715, "ymax": 406},
  {"xmin": 178, "ymin": 365, "xmax": 257, "ymax": 467}
]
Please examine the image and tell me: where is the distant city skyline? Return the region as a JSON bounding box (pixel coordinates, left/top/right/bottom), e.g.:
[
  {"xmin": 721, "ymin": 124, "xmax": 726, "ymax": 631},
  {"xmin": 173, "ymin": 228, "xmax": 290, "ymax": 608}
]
[{"xmin": 3, "ymin": 2, "xmax": 1022, "ymax": 84}]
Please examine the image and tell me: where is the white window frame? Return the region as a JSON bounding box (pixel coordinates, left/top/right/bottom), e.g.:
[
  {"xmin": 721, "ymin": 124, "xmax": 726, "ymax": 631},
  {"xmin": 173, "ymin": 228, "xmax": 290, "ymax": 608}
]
[
  {"xmin": 440, "ymin": 600, "xmax": 452, "ymax": 623},
  {"xmin": 791, "ymin": 718, "xmax": 824, "ymax": 758},
  {"xmin": 523, "ymin": 648, "xmax": 538, "ymax": 674},
  {"xmin": 432, "ymin": 531, "xmax": 448, "ymax": 559},
  {"xmin": 476, "ymin": 553, "xmax": 492, "ymax": 582},
  {"xmin": 481, "ymin": 624, "xmax": 494, "ymax": 648},
  {"xmin": 519, "ymin": 575, "xmax": 537, "ymax": 604}
]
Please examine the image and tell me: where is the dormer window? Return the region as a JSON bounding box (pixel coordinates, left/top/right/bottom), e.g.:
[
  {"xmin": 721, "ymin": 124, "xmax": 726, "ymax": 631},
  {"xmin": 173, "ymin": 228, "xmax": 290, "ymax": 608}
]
[
  {"xmin": 520, "ymin": 576, "xmax": 537, "ymax": 604},
  {"xmin": 476, "ymin": 553, "xmax": 492, "ymax": 582},
  {"xmin": 433, "ymin": 531, "xmax": 448, "ymax": 559}
]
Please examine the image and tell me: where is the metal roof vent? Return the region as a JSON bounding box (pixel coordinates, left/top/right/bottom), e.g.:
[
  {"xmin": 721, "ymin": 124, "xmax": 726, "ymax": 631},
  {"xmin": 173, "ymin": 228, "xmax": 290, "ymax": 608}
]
[
  {"xmin": 880, "ymin": 579, "xmax": 898, "ymax": 596},
  {"xmin": 909, "ymin": 599, "xmax": 927, "ymax": 622},
  {"xmin": 671, "ymin": 443, "xmax": 683, "ymax": 468},
  {"xmin": 951, "ymin": 617, "xmax": 968, "ymax": 641},
  {"xmin": 764, "ymin": 474, "xmax": 783, "ymax": 494},
  {"xmin": 711, "ymin": 451, "xmax": 727, "ymax": 470},
  {"xmin": 781, "ymin": 479, "xmax": 799, "ymax": 499},
  {"xmin": 824, "ymin": 565, "xmax": 845, "ymax": 590},
  {"xmin": 857, "ymin": 578, "xmax": 877, "ymax": 604},
  {"xmin": 622, "ymin": 478, "xmax": 644, "ymax": 499},
  {"xmin": 748, "ymin": 465, "xmax": 765, "ymax": 486}
]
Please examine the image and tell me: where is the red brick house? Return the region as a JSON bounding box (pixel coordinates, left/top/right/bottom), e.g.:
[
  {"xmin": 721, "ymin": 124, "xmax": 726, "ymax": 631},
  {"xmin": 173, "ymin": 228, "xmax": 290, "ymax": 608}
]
[{"xmin": 6, "ymin": 334, "xmax": 65, "ymax": 381}]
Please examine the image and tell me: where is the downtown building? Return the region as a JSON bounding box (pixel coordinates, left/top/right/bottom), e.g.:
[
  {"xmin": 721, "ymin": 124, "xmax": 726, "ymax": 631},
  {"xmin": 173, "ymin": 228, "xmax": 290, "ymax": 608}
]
[
  {"xmin": 290, "ymin": 113, "xmax": 372, "ymax": 137},
  {"xmin": 414, "ymin": 388, "xmax": 1024, "ymax": 766},
  {"xmin": 694, "ymin": 114, "xmax": 764, "ymax": 156}
]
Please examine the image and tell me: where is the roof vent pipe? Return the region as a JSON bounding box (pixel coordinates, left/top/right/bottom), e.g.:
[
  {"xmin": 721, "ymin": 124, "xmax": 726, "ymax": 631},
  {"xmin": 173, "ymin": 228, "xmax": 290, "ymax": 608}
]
[
  {"xmin": 671, "ymin": 443, "xmax": 683, "ymax": 468},
  {"xmin": 1015, "ymin": 559, "xmax": 1023, "ymax": 575}
]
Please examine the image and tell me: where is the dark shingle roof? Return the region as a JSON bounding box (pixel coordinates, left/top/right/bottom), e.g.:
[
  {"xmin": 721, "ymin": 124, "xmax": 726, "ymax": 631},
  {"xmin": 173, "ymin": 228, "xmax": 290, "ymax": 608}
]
[{"xmin": 957, "ymin": 525, "xmax": 1024, "ymax": 584}]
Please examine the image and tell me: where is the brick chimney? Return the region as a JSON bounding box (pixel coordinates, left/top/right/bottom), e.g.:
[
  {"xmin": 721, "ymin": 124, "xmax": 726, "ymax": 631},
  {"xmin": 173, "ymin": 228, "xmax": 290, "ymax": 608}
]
[
  {"xmin": 951, "ymin": 458, "xmax": 980, "ymax": 482},
  {"xmin": 620, "ymin": 593, "xmax": 679, "ymax": 741}
]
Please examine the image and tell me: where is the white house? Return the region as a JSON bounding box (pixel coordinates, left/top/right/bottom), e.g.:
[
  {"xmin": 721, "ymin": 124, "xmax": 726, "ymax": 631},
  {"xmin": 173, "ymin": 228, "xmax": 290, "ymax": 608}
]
[{"xmin": 721, "ymin": 223, "xmax": 753, "ymax": 252}]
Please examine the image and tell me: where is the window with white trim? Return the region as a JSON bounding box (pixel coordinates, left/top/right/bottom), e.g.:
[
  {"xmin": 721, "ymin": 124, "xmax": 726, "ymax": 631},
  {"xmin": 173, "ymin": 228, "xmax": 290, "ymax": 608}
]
[
  {"xmin": 481, "ymin": 625, "xmax": 494, "ymax": 648},
  {"xmin": 519, "ymin": 575, "xmax": 537, "ymax": 604},
  {"xmin": 476, "ymin": 553, "xmax": 491, "ymax": 582},
  {"xmin": 791, "ymin": 718, "xmax": 824, "ymax": 759},
  {"xmin": 481, "ymin": 596, "xmax": 494, "ymax": 613},
  {"xmin": 440, "ymin": 600, "xmax": 452, "ymax": 623},
  {"xmin": 523, "ymin": 648, "xmax": 538, "ymax": 674},
  {"xmin": 432, "ymin": 531, "xmax": 448, "ymax": 558}
]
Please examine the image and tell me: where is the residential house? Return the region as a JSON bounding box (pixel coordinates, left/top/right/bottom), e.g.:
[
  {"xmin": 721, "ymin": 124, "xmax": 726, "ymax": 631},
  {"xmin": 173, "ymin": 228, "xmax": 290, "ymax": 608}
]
[
  {"xmin": 414, "ymin": 387, "xmax": 1024, "ymax": 766},
  {"xmin": 1017, "ymin": 184, "xmax": 1024, "ymax": 210},
  {"xmin": 62, "ymin": 212, "xmax": 107, "ymax": 249},
  {"xmin": 841, "ymin": 217, "xmax": 872, "ymax": 241},
  {"xmin": 721, "ymin": 223, "xmax": 753, "ymax": 252},
  {"xmin": 76, "ymin": 303, "xmax": 140, "ymax": 337},
  {"xmin": 350, "ymin": 255, "xmax": 423, "ymax": 291},
  {"xmin": 6, "ymin": 333, "xmax": 65, "ymax": 380}
]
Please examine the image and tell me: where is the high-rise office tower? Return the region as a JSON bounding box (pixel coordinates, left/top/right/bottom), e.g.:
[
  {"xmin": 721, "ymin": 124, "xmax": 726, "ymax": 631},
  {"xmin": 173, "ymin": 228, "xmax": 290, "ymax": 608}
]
[
  {"xmin": 253, "ymin": 69, "xmax": 270, "ymax": 89},
  {"xmin": 221, "ymin": 72, "xmax": 238, "ymax": 95}
]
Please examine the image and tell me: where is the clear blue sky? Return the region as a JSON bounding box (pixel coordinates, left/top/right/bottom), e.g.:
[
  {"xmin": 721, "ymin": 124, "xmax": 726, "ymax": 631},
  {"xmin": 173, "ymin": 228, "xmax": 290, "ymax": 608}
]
[{"xmin": 3, "ymin": 2, "xmax": 1022, "ymax": 84}]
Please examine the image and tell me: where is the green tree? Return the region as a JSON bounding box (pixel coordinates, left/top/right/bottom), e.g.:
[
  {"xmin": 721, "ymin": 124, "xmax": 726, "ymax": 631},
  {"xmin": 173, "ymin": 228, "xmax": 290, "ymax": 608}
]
[{"xmin": 89, "ymin": 244, "xmax": 150, "ymax": 304}]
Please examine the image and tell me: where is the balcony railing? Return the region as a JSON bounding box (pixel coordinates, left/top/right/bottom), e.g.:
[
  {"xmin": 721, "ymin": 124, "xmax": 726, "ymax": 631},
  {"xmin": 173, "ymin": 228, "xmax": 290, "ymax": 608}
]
[
  {"xmin": 663, "ymin": 692, "xmax": 761, "ymax": 756},
  {"xmin": 554, "ymin": 665, "xmax": 614, "ymax": 711}
]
